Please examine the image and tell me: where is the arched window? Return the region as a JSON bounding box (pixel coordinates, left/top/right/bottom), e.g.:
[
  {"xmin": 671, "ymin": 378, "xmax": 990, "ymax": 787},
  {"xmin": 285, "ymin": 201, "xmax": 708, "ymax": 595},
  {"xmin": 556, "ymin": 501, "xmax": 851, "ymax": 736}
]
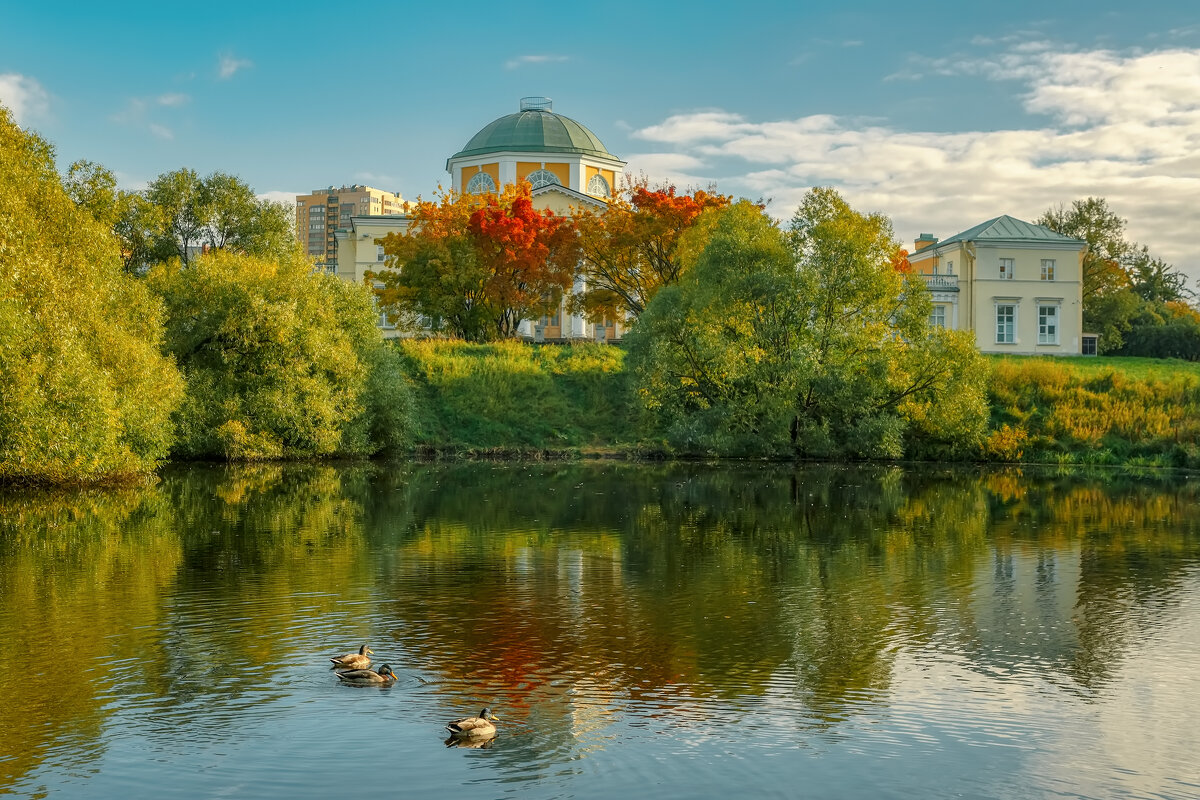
[
  {"xmin": 525, "ymin": 169, "xmax": 561, "ymax": 189},
  {"xmin": 586, "ymin": 174, "xmax": 611, "ymax": 199},
  {"xmin": 466, "ymin": 172, "xmax": 497, "ymax": 194}
]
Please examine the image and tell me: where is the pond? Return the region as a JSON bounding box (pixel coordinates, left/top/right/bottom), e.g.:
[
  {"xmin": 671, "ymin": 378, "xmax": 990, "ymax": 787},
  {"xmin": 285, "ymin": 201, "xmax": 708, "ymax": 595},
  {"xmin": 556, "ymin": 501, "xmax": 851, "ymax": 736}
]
[{"xmin": 1, "ymin": 462, "xmax": 1198, "ymax": 799}]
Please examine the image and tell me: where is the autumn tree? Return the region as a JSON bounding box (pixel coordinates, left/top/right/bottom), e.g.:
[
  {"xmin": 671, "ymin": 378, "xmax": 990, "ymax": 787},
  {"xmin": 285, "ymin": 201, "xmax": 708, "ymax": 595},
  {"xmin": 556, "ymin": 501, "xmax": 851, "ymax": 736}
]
[
  {"xmin": 571, "ymin": 177, "xmax": 731, "ymax": 321},
  {"xmin": 374, "ymin": 184, "xmax": 579, "ymax": 341},
  {"xmin": 65, "ymin": 160, "xmax": 162, "ymax": 274}
]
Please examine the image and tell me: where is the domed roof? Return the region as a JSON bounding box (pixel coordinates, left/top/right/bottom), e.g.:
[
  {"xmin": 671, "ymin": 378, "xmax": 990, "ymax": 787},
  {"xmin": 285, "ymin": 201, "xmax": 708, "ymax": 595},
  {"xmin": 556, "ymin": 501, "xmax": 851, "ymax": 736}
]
[{"xmin": 449, "ymin": 97, "xmax": 614, "ymax": 161}]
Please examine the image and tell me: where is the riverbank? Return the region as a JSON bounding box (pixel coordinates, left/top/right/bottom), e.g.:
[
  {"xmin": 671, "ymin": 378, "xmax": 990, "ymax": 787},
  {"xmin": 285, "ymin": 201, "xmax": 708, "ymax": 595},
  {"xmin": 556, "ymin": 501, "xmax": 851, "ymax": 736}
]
[{"xmin": 396, "ymin": 342, "xmax": 1200, "ymax": 468}]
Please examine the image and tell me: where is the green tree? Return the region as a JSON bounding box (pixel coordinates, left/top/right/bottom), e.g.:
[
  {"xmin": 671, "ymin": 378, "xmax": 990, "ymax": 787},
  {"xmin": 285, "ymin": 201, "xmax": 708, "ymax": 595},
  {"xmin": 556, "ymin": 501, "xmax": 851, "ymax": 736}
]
[
  {"xmin": 148, "ymin": 249, "xmax": 414, "ymax": 460},
  {"xmin": 0, "ymin": 107, "xmax": 184, "ymax": 483},
  {"xmin": 628, "ymin": 191, "xmax": 987, "ymax": 459},
  {"xmin": 65, "ymin": 159, "xmax": 162, "ymax": 274},
  {"xmin": 1037, "ymin": 197, "xmax": 1131, "ymax": 307},
  {"xmin": 141, "ymin": 168, "xmax": 297, "ymax": 269}
]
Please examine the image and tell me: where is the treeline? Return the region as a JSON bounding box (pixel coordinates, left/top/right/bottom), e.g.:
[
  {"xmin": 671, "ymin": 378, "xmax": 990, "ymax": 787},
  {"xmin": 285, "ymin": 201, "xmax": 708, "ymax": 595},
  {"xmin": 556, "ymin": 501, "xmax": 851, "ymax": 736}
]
[
  {"xmin": 1037, "ymin": 198, "xmax": 1198, "ymax": 358},
  {"xmin": 5, "ymin": 104, "xmax": 1200, "ymax": 484},
  {"xmin": 0, "ymin": 108, "xmax": 414, "ymax": 484}
]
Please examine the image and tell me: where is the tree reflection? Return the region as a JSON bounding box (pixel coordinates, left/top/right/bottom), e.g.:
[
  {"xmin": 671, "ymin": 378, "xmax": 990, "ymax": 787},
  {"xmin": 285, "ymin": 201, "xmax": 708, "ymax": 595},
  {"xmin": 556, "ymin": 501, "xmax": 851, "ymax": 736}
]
[{"xmin": 2, "ymin": 462, "xmax": 1199, "ymax": 791}]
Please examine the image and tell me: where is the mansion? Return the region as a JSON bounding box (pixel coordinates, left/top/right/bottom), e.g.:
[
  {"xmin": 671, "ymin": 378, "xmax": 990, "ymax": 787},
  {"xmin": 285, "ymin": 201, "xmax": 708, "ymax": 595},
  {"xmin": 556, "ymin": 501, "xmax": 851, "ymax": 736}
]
[
  {"xmin": 908, "ymin": 217, "xmax": 1090, "ymax": 355},
  {"xmin": 306, "ymin": 97, "xmax": 1090, "ymax": 355},
  {"xmin": 331, "ymin": 97, "xmax": 626, "ymax": 342}
]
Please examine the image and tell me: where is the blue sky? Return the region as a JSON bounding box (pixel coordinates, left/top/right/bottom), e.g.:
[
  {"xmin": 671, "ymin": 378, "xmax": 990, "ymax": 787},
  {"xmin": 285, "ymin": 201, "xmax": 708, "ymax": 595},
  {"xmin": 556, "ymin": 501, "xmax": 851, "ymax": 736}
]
[{"xmin": 3, "ymin": 0, "xmax": 1199, "ymax": 279}]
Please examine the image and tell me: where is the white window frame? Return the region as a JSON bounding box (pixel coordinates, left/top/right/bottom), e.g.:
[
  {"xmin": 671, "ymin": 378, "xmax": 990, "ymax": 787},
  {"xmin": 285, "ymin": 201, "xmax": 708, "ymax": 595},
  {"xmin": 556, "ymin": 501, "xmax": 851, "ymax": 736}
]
[
  {"xmin": 1038, "ymin": 303, "xmax": 1059, "ymax": 345},
  {"xmin": 1041, "ymin": 259, "xmax": 1056, "ymax": 281},
  {"xmin": 466, "ymin": 172, "xmax": 497, "ymax": 194},
  {"xmin": 999, "ymin": 258, "xmax": 1014, "ymax": 280},
  {"xmin": 930, "ymin": 305, "xmax": 946, "ymax": 329},
  {"xmin": 586, "ymin": 173, "xmax": 611, "ymax": 199},
  {"xmin": 376, "ymin": 245, "xmax": 385, "ymax": 262},
  {"xmin": 526, "ymin": 169, "xmax": 561, "ymax": 189},
  {"xmin": 996, "ymin": 303, "xmax": 1017, "ymax": 344}
]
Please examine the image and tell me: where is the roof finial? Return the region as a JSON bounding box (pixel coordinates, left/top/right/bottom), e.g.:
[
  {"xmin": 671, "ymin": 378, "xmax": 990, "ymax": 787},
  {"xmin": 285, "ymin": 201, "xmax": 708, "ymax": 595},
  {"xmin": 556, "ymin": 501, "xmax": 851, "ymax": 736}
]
[{"xmin": 520, "ymin": 96, "xmax": 553, "ymax": 112}]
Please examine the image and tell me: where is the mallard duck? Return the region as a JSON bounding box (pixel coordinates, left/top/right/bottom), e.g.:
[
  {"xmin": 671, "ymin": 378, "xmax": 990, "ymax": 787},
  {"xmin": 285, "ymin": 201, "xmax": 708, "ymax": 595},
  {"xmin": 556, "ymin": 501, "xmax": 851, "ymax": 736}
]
[
  {"xmin": 335, "ymin": 663, "xmax": 398, "ymax": 685},
  {"xmin": 446, "ymin": 708, "xmax": 499, "ymax": 738},
  {"xmin": 330, "ymin": 644, "xmax": 373, "ymax": 670}
]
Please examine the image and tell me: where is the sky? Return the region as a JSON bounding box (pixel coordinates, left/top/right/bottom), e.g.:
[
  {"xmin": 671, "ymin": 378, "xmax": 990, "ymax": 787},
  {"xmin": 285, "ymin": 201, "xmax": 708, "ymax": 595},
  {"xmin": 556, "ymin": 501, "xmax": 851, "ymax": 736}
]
[{"xmin": 3, "ymin": 0, "xmax": 1199, "ymax": 281}]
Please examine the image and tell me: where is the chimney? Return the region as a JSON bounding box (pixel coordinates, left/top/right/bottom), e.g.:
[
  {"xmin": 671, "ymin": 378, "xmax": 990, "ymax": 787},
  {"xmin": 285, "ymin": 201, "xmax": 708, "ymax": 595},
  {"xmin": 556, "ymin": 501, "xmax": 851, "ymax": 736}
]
[{"xmin": 914, "ymin": 233, "xmax": 938, "ymax": 251}]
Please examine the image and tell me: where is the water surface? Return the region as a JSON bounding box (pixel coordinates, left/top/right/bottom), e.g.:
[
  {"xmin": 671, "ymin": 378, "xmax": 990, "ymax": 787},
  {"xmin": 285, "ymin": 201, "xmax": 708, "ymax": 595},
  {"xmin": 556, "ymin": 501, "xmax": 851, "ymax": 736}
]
[{"xmin": 1, "ymin": 462, "xmax": 1198, "ymax": 799}]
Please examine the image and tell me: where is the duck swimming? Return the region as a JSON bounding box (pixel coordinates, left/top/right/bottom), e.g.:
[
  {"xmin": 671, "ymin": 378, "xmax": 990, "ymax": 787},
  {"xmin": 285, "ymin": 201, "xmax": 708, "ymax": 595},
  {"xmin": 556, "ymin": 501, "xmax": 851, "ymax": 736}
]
[
  {"xmin": 330, "ymin": 644, "xmax": 373, "ymax": 670},
  {"xmin": 446, "ymin": 708, "xmax": 500, "ymax": 738},
  {"xmin": 335, "ymin": 663, "xmax": 398, "ymax": 685}
]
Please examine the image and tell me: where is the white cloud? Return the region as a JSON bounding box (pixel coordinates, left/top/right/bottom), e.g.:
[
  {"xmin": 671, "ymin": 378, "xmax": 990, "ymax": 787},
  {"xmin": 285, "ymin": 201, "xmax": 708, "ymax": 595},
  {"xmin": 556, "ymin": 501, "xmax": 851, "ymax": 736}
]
[
  {"xmin": 218, "ymin": 53, "xmax": 253, "ymax": 79},
  {"xmin": 156, "ymin": 92, "xmax": 190, "ymax": 107},
  {"xmin": 504, "ymin": 54, "xmax": 568, "ymax": 70},
  {"xmin": 631, "ymin": 45, "xmax": 1200, "ymax": 282},
  {"xmin": 0, "ymin": 73, "xmax": 49, "ymax": 124},
  {"xmin": 149, "ymin": 123, "xmax": 173, "ymax": 140}
]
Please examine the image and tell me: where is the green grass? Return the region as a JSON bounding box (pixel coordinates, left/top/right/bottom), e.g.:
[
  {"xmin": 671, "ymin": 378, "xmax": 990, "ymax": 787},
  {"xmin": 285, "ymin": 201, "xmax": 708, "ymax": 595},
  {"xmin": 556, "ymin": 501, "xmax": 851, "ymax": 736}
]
[
  {"xmin": 395, "ymin": 340, "xmax": 637, "ymax": 454},
  {"xmin": 392, "ymin": 342, "xmax": 1200, "ymax": 467},
  {"xmin": 988, "ymin": 354, "xmax": 1200, "ymax": 381},
  {"xmin": 986, "ymin": 355, "xmax": 1200, "ymax": 469}
]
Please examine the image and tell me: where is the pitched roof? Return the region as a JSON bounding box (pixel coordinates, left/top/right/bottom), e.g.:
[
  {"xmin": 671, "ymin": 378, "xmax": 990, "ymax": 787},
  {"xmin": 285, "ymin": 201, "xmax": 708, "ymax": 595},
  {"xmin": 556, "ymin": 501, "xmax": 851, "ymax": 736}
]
[{"xmin": 938, "ymin": 215, "xmax": 1085, "ymax": 247}]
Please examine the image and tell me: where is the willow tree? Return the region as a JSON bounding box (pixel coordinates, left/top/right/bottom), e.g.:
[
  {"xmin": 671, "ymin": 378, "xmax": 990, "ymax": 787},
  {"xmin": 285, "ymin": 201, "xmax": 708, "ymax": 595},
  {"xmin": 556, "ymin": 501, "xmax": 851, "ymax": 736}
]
[
  {"xmin": 0, "ymin": 107, "xmax": 184, "ymax": 483},
  {"xmin": 628, "ymin": 190, "xmax": 987, "ymax": 459}
]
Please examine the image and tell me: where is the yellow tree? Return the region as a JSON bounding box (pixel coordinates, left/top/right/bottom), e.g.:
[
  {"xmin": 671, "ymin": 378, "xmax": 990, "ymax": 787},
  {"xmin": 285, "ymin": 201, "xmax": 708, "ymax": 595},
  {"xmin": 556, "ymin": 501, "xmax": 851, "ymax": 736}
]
[{"xmin": 571, "ymin": 177, "xmax": 730, "ymax": 322}]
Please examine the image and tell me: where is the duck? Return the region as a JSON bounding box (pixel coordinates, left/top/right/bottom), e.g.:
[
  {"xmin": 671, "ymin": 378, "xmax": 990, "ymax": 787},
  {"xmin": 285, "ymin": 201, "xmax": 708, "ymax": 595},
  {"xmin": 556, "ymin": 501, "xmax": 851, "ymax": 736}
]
[
  {"xmin": 335, "ymin": 663, "xmax": 398, "ymax": 685},
  {"xmin": 446, "ymin": 708, "xmax": 500, "ymax": 739},
  {"xmin": 330, "ymin": 644, "xmax": 373, "ymax": 670}
]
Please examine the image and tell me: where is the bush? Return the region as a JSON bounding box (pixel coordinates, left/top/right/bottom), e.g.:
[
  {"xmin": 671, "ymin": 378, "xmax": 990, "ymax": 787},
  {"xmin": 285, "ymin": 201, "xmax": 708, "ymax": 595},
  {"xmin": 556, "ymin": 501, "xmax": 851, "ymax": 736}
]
[{"xmin": 149, "ymin": 250, "xmax": 414, "ymax": 460}]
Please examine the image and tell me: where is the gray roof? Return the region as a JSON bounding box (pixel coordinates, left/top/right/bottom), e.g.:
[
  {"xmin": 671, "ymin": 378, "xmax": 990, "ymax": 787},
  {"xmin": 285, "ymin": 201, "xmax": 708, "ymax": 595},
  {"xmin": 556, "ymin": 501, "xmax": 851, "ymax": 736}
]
[
  {"xmin": 937, "ymin": 215, "xmax": 1085, "ymax": 248},
  {"xmin": 448, "ymin": 107, "xmax": 614, "ymax": 165}
]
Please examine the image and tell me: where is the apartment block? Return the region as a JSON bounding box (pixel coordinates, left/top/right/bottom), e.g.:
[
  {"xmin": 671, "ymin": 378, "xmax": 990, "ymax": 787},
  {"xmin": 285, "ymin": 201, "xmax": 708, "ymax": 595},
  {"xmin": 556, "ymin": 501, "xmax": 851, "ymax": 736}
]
[{"xmin": 294, "ymin": 185, "xmax": 408, "ymax": 270}]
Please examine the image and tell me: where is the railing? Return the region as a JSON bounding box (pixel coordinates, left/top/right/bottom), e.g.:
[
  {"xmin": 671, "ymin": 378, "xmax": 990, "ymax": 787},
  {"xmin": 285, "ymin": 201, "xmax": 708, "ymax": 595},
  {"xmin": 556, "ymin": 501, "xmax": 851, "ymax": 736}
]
[{"xmin": 921, "ymin": 274, "xmax": 959, "ymax": 291}]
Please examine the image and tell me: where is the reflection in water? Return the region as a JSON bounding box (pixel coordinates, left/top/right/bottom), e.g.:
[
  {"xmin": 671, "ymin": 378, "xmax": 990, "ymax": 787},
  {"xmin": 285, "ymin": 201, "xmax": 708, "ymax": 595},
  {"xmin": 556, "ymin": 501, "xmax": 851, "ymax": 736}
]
[{"xmin": 1, "ymin": 462, "xmax": 1198, "ymax": 798}]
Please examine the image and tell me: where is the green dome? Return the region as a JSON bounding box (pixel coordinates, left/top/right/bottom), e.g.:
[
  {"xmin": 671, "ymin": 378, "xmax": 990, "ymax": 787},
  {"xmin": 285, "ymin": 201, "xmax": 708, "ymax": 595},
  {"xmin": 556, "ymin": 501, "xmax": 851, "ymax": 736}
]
[{"xmin": 450, "ymin": 98, "xmax": 613, "ymax": 161}]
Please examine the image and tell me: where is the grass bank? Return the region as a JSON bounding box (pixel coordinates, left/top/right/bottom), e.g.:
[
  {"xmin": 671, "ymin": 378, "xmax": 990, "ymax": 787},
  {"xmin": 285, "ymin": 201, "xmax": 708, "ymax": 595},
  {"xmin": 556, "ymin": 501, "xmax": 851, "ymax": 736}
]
[
  {"xmin": 395, "ymin": 340, "xmax": 636, "ymax": 455},
  {"xmin": 395, "ymin": 343, "xmax": 1200, "ymax": 467},
  {"xmin": 986, "ymin": 356, "xmax": 1200, "ymax": 468}
]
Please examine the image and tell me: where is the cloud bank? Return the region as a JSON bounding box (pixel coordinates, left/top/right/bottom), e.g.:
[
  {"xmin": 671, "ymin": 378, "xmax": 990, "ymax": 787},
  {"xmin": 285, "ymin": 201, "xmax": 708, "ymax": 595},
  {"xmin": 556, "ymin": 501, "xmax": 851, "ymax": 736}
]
[{"xmin": 627, "ymin": 45, "xmax": 1200, "ymax": 280}]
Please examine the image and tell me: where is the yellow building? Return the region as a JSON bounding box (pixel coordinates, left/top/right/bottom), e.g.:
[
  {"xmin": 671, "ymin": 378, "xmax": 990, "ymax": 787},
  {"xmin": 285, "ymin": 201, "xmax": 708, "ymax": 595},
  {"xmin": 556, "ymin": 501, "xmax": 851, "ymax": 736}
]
[
  {"xmin": 295, "ymin": 185, "xmax": 408, "ymax": 271},
  {"xmin": 908, "ymin": 216, "xmax": 1090, "ymax": 355},
  {"xmin": 336, "ymin": 97, "xmax": 628, "ymax": 342}
]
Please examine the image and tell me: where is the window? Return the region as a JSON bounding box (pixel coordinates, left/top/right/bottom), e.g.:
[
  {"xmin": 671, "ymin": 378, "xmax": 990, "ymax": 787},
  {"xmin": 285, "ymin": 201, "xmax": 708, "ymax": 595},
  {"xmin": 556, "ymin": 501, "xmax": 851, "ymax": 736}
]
[
  {"xmin": 930, "ymin": 305, "xmax": 946, "ymax": 329},
  {"xmin": 946, "ymin": 260, "xmax": 954, "ymax": 274},
  {"xmin": 376, "ymin": 245, "xmax": 385, "ymax": 262},
  {"xmin": 999, "ymin": 258, "xmax": 1014, "ymax": 280},
  {"xmin": 1041, "ymin": 259, "xmax": 1056, "ymax": 281},
  {"xmin": 525, "ymin": 169, "xmax": 561, "ymax": 189},
  {"xmin": 996, "ymin": 304, "xmax": 1016, "ymax": 343},
  {"xmin": 466, "ymin": 172, "xmax": 497, "ymax": 194},
  {"xmin": 1082, "ymin": 334, "xmax": 1098, "ymax": 356},
  {"xmin": 1038, "ymin": 304, "xmax": 1059, "ymax": 344},
  {"xmin": 586, "ymin": 174, "xmax": 611, "ymax": 199}
]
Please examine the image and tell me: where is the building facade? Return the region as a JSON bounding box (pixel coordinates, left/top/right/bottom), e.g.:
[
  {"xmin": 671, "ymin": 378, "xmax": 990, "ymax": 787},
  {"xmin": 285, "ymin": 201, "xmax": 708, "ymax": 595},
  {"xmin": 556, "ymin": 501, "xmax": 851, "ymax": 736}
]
[
  {"xmin": 908, "ymin": 216, "xmax": 1089, "ymax": 355},
  {"xmin": 295, "ymin": 185, "xmax": 408, "ymax": 271}
]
